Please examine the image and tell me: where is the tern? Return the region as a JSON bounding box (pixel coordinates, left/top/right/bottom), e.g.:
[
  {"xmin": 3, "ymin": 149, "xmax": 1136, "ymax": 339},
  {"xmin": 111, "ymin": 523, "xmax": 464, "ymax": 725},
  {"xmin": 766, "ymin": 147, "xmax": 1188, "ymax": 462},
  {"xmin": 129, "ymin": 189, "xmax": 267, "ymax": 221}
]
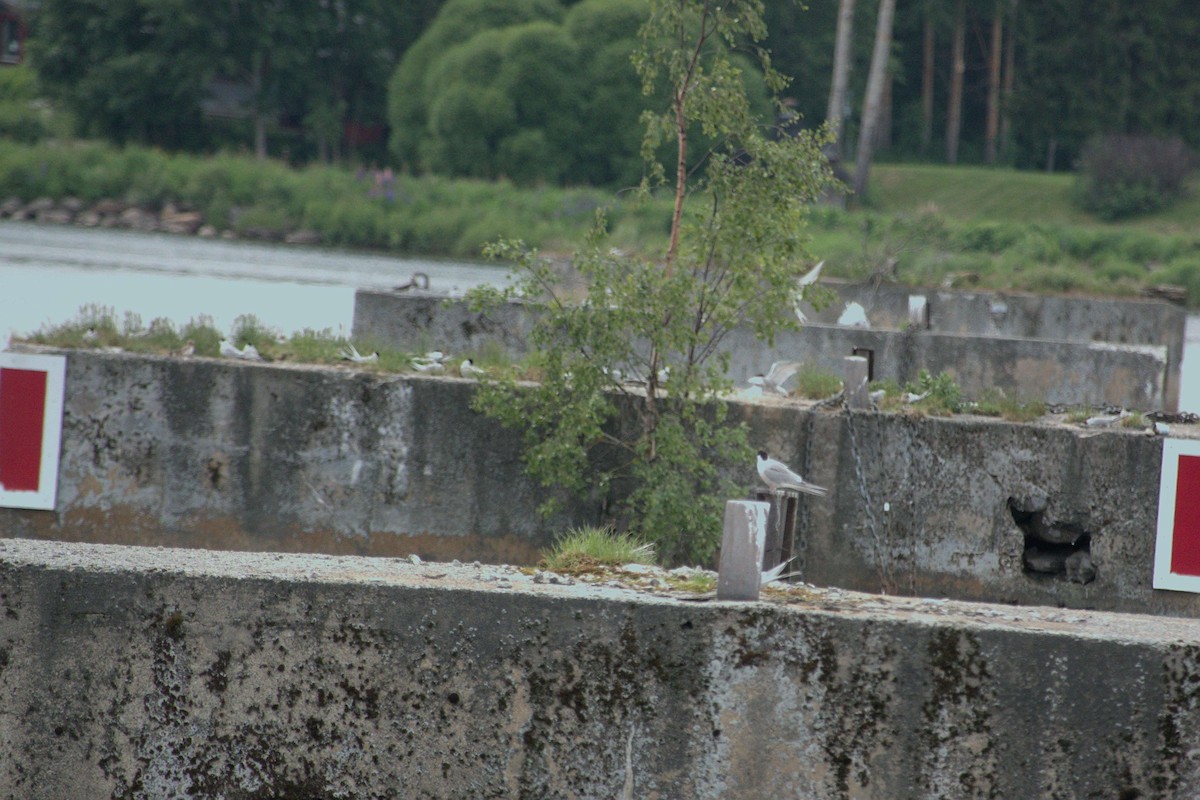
[
  {"xmin": 219, "ymin": 340, "xmax": 263, "ymax": 361},
  {"xmin": 756, "ymin": 451, "xmax": 827, "ymax": 497},
  {"xmin": 762, "ymin": 557, "xmax": 802, "ymax": 586},
  {"xmin": 793, "ymin": 260, "xmax": 824, "ymax": 322},
  {"xmin": 749, "ymin": 360, "xmax": 802, "ymax": 396},
  {"xmin": 340, "ymin": 343, "xmax": 379, "ymax": 363},
  {"xmin": 415, "ymin": 362, "xmax": 448, "ymax": 376},
  {"xmin": 459, "ymin": 358, "xmax": 487, "ymax": 378}
]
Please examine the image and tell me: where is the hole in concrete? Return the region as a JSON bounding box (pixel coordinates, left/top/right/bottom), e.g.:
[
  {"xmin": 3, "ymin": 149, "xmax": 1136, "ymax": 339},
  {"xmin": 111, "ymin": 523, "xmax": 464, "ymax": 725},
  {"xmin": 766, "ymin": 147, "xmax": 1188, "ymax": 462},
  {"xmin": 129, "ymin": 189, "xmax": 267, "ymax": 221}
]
[
  {"xmin": 446, "ymin": 691, "xmax": 460, "ymax": 705},
  {"xmin": 206, "ymin": 456, "xmax": 224, "ymax": 490},
  {"xmin": 1009, "ymin": 497, "xmax": 1097, "ymax": 584}
]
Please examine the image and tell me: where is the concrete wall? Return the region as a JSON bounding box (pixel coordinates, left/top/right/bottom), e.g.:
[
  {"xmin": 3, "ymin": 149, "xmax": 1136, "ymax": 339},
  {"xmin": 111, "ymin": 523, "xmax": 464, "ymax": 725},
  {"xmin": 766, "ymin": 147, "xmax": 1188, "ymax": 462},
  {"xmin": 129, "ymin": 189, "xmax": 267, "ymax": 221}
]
[
  {"xmin": 4, "ymin": 348, "xmax": 1199, "ymax": 618},
  {"xmin": 0, "ymin": 349, "xmax": 594, "ymax": 565},
  {"xmin": 353, "ymin": 291, "xmax": 1174, "ymax": 410},
  {"xmin": 810, "ymin": 282, "xmax": 1186, "ymax": 347},
  {"xmin": 3, "ymin": 538, "xmax": 1200, "ymax": 799},
  {"xmin": 722, "ymin": 323, "xmax": 1168, "ymax": 408},
  {"xmin": 809, "ymin": 284, "xmax": 1187, "ymax": 410}
]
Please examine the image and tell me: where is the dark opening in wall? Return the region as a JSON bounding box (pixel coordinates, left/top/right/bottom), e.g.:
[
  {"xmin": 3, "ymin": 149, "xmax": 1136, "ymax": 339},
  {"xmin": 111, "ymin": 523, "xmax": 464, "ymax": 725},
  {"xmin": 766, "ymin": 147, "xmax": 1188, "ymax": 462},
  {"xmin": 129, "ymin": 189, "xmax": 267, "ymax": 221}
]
[{"xmin": 1008, "ymin": 497, "xmax": 1097, "ymax": 584}]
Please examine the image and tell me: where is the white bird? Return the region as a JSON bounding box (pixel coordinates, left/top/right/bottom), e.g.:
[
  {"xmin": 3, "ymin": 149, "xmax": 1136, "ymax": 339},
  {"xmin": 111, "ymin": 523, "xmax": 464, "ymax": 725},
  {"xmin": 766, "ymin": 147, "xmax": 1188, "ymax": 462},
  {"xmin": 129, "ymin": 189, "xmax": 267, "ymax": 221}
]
[
  {"xmin": 82, "ymin": 327, "xmax": 99, "ymax": 342},
  {"xmin": 793, "ymin": 260, "xmax": 825, "ymax": 322},
  {"xmin": 751, "ymin": 360, "xmax": 802, "ymax": 396},
  {"xmin": 178, "ymin": 340, "xmax": 195, "ymax": 358},
  {"xmin": 799, "ymin": 260, "xmax": 824, "ymax": 288},
  {"xmin": 412, "ymin": 350, "xmax": 448, "ymax": 373},
  {"xmin": 837, "ymin": 301, "xmax": 870, "ymax": 328},
  {"xmin": 756, "ymin": 450, "xmax": 827, "ymax": 497},
  {"xmin": 219, "ymin": 340, "xmax": 263, "ymax": 361},
  {"xmin": 411, "ymin": 359, "xmax": 445, "ymax": 374},
  {"xmin": 459, "ymin": 358, "xmax": 487, "ymax": 378},
  {"xmin": 762, "ymin": 557, "xmax": 802, "ymax": 586},
  {"xmin": 340, "ymin": 343, "xmax": 379, "ymax": 363}
]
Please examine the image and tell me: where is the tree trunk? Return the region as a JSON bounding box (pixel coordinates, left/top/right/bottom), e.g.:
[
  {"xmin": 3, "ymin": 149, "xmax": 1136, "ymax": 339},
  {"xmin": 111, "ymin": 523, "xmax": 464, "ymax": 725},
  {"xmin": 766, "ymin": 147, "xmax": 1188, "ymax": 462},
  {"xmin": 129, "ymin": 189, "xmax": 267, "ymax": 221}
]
[
  {"xmin": 984, "ymin": 8, "xmax": 1003, "ymax": 164},
  {"xmin": 877, "ymin": 72, "xmax": 893, "ymax": 151},
  {"xmin": 1000, "ymin": 0, "xmax": 1017, "ymax": 158},
  {"xmin": 826, "ymin": 0, "xmax": 857, "ymax": 160},
  {"xmin": 253, "ymin": 52, "xmax": 267, "ymax": 161},
  {"xmin": 852, "ymin": 0, "xmax": 896, "ymax": 199},
  {"xmin": 945, "ymin": 0, "xmax": 965, "ymax": 164},
  {"xmin": 921, "ymin": 7, "xmax": 935, "ymax": 154}
]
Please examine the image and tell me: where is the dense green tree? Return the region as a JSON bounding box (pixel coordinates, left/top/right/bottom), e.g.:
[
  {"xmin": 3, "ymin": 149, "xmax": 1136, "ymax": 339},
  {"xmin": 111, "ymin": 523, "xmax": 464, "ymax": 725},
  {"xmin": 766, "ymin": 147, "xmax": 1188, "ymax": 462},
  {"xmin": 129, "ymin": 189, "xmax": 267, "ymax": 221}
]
[
  {"xmin": 29, "ymin": 0, "xmax": 212, "ymax": 148},
  {"xmin": 388, "ymin": 0, "xmax": 562, "ymax": 169},
  {"xmin": 388, "ymin": 0, "xmax": 775, "ymax": 186},
  {"xmin": 29, "ymin": 0, "xmax": 442, "ymax": 158}
]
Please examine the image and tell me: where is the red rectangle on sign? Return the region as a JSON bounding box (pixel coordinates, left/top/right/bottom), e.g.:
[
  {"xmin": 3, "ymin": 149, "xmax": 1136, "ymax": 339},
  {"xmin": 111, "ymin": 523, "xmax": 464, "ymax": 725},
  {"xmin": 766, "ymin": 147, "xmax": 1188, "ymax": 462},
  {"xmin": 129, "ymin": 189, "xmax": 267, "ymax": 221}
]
[
  {"xmin": 1171, "ymin": 455, "xmax": 1200, "ymax": 577},
  {"xmin": 0, "ymin": 367, "xmax": 48, "ymax": 492}
]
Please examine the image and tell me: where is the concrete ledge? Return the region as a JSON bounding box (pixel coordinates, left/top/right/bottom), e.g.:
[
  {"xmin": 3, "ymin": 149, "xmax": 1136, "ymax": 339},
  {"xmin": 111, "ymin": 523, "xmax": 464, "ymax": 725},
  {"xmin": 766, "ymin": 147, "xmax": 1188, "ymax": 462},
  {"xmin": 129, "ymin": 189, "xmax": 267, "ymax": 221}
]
[
  {"xmin": 2, "ymin": 538, "xmax": 1199, "ymax": 798},
  {"xmin": 352, "ymin": 291, "xmax": 1173, "ymax": 409},
  {"xmin": 0, "ymin": 349, "xmax": 595, "ymax": 564},
  {"xmin": 722, "ymin": 323, "xmax": 1168, "ymax": 408},
  {"xmin": 4, "ymin": 348, "xmax": 1199, "ymax": 617}
]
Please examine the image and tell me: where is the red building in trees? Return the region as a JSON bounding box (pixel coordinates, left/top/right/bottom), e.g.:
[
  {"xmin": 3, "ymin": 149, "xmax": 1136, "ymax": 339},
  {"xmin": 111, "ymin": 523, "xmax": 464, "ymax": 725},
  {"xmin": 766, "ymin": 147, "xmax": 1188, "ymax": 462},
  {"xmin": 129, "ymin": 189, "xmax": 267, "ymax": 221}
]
[{"xmin": 0, "ymin": 1, "xmax": 26, "ymax": 66}]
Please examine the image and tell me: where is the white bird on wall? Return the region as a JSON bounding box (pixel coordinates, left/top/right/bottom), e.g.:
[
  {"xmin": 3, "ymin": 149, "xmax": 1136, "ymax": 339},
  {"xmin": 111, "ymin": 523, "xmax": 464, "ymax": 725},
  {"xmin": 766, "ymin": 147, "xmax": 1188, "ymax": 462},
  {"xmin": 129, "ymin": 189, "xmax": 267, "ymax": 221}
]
[
  {"xmin": 749, "ymin": 360, "xmax": 803, "ymax": 396},
  {"xmin": 340, "ymin": 343, "xmax": 379, "ymax": 363},
  {"xmin": 793, "ymin": 260, "xmax": 824, "ymax": 323},
  {"xmin": 756, "ymin": 450, "xmax": 827, "ymax": 497},
  {"xmin": 219, "ymin": 339, "xmax": 263, "ymax": 361},
  {"xmin": 459, "ymin": 358, "xmax": 487, "ymax": 378}
]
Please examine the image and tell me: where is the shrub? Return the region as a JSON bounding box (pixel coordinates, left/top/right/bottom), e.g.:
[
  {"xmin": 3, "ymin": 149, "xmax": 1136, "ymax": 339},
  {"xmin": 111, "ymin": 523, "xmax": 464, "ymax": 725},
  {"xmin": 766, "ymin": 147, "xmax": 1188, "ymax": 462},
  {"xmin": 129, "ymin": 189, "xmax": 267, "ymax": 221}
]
[{"xmin": 1073, "ymin": 134, "xmax": 1196, "ymax": 221}]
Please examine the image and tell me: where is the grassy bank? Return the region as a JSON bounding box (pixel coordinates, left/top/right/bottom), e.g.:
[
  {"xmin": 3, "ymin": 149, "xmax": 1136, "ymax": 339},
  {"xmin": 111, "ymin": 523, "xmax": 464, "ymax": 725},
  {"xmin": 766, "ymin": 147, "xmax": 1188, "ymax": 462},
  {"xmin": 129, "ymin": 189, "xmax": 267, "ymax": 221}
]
[{"xmin": 3, "ymin": 139, "xmax": 1200, "ymax": 305}]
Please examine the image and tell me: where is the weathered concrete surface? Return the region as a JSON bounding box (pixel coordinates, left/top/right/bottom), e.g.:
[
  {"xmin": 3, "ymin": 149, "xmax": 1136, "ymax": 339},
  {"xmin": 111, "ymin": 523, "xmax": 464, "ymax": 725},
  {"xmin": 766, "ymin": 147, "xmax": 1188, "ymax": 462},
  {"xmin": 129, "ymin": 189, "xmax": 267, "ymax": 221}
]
[
  {"xmin": 0, "ymin": 349, "xmax": 594, "ymax": 564},
  {"xmin": 792, "ymin": 410, "xmax": 1189, "ymax": 615},
  {"xmin": 811, "ymin": 281, "xmax": 1186, "ymax": 345},
  {"xmin": 4, "ymin": 347, "xmax": 1197, "ymax": 617},
  {"xmin": 2, "ymin": 538, "xmax": 1200, "ymax": 800},
  {"xmin": 722, "ymin": 323, "xmax": 1168, "ymax": 409},
  {"xmin": 353, "ymin": 291, "xmax": 1174, "ymax": 410}
]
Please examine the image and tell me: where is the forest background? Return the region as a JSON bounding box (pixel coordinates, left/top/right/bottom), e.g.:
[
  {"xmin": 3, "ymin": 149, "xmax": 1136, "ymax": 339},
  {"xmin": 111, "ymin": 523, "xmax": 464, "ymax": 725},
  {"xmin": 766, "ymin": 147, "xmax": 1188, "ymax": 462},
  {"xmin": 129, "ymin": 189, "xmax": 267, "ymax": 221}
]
[{"xmin": 4, "ymin": 0, "xmax": 1200, "ymax": 304}]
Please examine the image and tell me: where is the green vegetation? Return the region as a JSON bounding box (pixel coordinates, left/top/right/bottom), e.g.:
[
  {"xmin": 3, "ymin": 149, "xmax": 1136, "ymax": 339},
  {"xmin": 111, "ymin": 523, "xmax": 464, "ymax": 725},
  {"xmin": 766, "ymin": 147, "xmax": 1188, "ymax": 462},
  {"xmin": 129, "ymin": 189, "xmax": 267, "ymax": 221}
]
[
  {"xmin": 19, "ymin": 305, "xmax": 473, "ymax": 376},
  {"xmin": 467, "ymin": 0, "xmax": 834, "ymax": 566},
  {"xmin": 8, "ymin": 139, "xmax": 1200, "ymax": 304},
  {"xmin": 0, "ymin": 140, "xmax": 665, "ymax": 257},
  {"xmin": 790, "ymin": 366, "xmax": 844, "ymax": 400},
  {"xmin": 539, "ymin": 526, "xmax": 656, "ymax": 572},
  {"xmin": 971, "ymin": 390, "xmax": 1047, "ymax": 424}
]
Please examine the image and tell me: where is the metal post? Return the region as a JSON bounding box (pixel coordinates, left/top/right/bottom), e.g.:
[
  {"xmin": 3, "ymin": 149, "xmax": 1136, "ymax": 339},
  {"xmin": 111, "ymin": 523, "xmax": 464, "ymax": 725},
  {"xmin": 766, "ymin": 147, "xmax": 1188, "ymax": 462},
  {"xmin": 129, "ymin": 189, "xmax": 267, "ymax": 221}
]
[{"xmin": 717, "ymin": 500, "xmax": 770, "ymax": 601}]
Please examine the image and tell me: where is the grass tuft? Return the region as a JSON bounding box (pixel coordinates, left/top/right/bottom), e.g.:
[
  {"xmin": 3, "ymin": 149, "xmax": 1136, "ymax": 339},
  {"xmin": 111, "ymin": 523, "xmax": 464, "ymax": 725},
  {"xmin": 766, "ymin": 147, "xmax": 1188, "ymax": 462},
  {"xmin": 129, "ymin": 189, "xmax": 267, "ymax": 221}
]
[{"xmin": 540, "ymin": 526, "xmax": 656, "ymax": 573}]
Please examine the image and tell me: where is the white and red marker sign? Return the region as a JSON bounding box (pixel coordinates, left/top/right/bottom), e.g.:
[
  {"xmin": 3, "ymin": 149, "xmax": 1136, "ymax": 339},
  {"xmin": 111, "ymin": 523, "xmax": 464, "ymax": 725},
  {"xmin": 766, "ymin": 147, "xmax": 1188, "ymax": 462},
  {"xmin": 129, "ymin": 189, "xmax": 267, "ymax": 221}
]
[
  {"xmin": 0, "ymin": 353, "xmax": 66, "ymax": 511},
  {"xmin": 1154, "ymin": 438, "xmax": 1200, "ymax": 592}
]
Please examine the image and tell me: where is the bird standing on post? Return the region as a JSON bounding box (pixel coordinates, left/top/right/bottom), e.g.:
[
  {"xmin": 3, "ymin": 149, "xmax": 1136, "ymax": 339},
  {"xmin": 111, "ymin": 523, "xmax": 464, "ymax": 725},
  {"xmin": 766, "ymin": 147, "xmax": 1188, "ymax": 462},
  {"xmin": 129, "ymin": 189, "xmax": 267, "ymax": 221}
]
[{"xmin": 756, "ymin": 450, "xmax": 827, "ymax": 497}]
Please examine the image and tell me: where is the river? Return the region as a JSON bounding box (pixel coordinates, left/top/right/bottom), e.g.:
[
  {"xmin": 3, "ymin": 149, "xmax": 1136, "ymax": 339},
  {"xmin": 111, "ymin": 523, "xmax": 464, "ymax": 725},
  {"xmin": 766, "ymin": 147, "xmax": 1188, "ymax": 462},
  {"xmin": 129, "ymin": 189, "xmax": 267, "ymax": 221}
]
[
  {"xmin": 0, "ymin": 219, "xmax": 508, "ymax": 338},
  {"xmin": 1, "ymin": 219, "xmax": 1197, "ymax": 412}
]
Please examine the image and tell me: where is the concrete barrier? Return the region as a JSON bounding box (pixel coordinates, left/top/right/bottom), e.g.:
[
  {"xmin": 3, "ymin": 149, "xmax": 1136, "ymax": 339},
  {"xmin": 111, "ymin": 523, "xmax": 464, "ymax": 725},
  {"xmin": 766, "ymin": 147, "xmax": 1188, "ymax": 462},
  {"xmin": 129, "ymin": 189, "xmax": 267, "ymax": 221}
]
[
  {"xmin": 3, "ymin": 348, "xmax": 1198, "ymax": 617},
  {"xmin": 352, "ymin": 290, "xmax": 1175, "ymax": 410},
  {"xmin": 2, "ymin": 538, "xmax": 1199, "ymax": 799},
  {"xmin": 0, "ymin": 349, "xmax": 595, "ymax": 564}
]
